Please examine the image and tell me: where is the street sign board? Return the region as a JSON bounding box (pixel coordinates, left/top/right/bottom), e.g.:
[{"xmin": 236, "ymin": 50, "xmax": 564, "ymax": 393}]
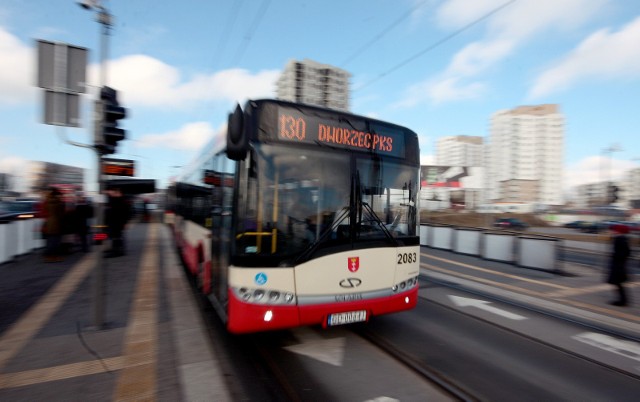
[
  {"xmin": 37, "ymin": 40, "xmax": 88, "ymax": 92},
  {"xmin": 43, "ymin": 91, "xmax": 81, "ymax": 127},
  {"xmin": 37, "ymin": 39, "xmax": 87, "ymax": 128}
]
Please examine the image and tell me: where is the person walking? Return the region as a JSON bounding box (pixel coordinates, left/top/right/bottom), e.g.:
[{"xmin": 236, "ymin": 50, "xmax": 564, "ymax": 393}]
[
  {"xmin": 74, "ymin": 194, "xmax": 94, "ymax": 252},
  {"xmin": 42, "ymin": 187, "xmax": 65, "ymax": 262},
  {"xmin": 104, "ymin": 188, "xmax": 131, "ymax": 258},
  {"xmin": 606, "ymin": 224, "xmax": 631, "ymax": 306}
]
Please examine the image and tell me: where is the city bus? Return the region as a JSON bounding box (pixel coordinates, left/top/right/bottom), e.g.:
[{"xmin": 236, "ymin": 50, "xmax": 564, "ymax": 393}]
[{"xmin": 167, "ymin": 99, "xmax": 420, "ymax": 333}]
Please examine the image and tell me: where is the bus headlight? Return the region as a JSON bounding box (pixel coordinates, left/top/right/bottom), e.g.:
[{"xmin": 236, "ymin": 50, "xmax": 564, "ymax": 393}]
[
  {"xmin": 232, "ymin": 287, "xmax": 296, "ymax": 305},
  {"xmin": 392, "ymin": 276, "xmax": 419, "ymax": 293}
]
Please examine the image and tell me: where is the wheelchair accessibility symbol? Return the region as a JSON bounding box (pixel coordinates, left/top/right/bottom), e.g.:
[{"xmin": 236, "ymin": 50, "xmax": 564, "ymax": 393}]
[{"xmin": 255, "ymin": 272, "xmax": 268, "ymax": 286}]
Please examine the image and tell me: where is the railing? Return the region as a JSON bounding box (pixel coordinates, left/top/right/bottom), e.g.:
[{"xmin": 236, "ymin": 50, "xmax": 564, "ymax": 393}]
[
  {"xmin": 420, "ymin": 223, "xmax": 562, "ymax": 273},
  {"xmin": 0, "ymin": 217, "xmax": 45, "ymax": 264}
]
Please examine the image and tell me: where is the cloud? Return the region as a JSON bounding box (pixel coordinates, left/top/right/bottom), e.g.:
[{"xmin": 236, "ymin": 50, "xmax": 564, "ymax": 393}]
[
  {"xmin": 0, "ymin": 27, "xmax": 36, "ymax": 105},
  {"xmin": 437, "ymin": 0, "xmax": 608, "ymax": 41},
  {"xmin": 0, "ymin": 155, "xmax": 29, "ymax": 173},
  {"xmin": 90, "ymin": 55, "xmax": 280, "ymax": 108},
  {"xmin": 135, "ymin": 121, "xmax": 221, "ymax": 151},
  {"xmin": 0, "ymin": 24, "xmax": 278, "ymax": 110},
  {"xmin": 529, "ymin": 16, "xmax": 640, "ymax": 98},
  {"xmin": 395, "ymin": 76, "xmax": 486, "ymax": 107},
  {"xmin": 398, "ymin": 0, "xmax": 609, "ymax": 107},
  {"xmin": 564, "ymin": 155, "xmax": 636, "ymax": 189}
]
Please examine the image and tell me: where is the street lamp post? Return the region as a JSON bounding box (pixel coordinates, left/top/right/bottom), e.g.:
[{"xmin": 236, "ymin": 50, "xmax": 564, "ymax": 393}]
[{"xmin": 79, "ymin": 0, "xmax": 112, "ymax": 329}]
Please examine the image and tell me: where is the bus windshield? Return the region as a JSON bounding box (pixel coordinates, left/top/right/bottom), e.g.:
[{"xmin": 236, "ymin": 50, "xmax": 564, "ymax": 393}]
[{"xmin": 234, "ymin": 143, "xmax": 417, "ymax": 263}]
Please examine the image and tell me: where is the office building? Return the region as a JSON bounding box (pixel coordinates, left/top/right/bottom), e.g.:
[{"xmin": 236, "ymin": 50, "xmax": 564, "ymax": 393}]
[{"xmin": 276, "ymin": 59, "xmax": 351, "ymax": 111}]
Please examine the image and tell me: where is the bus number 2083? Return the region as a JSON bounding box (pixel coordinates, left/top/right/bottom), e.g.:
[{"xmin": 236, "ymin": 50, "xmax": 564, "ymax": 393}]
[{"xmin": 397, "ymin": 252, "xmax": 417, "ymax": 264}]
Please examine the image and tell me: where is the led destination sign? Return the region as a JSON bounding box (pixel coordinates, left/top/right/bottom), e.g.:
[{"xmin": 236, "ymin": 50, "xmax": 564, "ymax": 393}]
[
  {"xmin": 276, "ymin": 107, "xmax": 405, "ymax": 157},
  {"xmin": 102, "ymin": 158, "xmax": 135, "ymax": 177}
]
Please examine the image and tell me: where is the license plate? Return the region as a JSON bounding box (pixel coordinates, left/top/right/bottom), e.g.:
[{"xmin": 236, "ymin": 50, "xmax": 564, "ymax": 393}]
[{"xmin": 327, "ymin": 310, "xmax": 367, "ymax": 326}]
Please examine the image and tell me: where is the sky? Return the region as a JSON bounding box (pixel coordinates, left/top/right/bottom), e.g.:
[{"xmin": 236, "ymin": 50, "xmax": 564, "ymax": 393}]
[{"xmin": 1, "ymin": 0, "xmax": 639, "ymax": 197}]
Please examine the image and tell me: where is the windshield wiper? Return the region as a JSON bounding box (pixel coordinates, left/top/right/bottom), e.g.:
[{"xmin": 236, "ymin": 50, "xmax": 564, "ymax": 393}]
[
  {"xmin": 293, "ymin": 206, "xmax": 350, "ymax": 265},
  {"xmin": 359, "ymin": 201, "xmax": 398, "ymax": 245},
  {"xmin": 293, "ymin": 169, "xmax": 360, "ymax": 265},
  {"xmin": 354, "ymin": 170, "xmax": 397, "ymax": 245}
]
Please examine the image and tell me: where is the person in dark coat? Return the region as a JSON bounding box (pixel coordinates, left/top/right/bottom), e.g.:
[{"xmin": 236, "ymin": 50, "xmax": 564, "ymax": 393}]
[
  {"xmin": 104, "ymin": 188, "xmax": 131, "ymax": 257},
  {"xmin": 74, "ymin": 195, "xmax": 94, "ymax": 252},
  {"xmin": 607, "ymin": 224, "xmax": 631, "ymax": 306}
]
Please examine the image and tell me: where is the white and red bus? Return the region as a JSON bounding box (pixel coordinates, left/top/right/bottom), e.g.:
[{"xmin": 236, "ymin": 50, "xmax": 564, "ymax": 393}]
[{"xmin": 167, "ymin": 99, "xmax": 420, "ymax": 333}]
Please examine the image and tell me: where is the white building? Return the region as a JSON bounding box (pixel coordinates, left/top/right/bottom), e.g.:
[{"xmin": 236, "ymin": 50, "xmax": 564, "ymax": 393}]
[
  {"xmin": 623, "ymin": 167, "xmax": 640, "ymax": 209},
  {"xmin": 276, "ymin": 59, "xmax": 351, "ymax": 111},
  {"xmin": 487, "ymin": 104, "xmax": 564, "ymax": 206},
  {"xmin": 25, "ymin": 161, "xmax": 85, "ymax": 196},
  {"xmin": 436, "ymin": 135, "xmax": 484, "ymax": 167},
  {"xmin": 574, "ymin": 181, "xmax": 610, "ymax": 208}
]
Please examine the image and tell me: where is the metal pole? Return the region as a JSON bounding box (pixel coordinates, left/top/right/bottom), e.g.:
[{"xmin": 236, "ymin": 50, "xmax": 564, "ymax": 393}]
[{"xmin": 92, "ymin": 5, "xmax": 112, "ymax": 330}]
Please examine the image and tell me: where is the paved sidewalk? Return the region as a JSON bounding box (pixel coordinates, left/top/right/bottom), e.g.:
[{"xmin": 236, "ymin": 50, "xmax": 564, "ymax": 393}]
[{"xmin": 0, "ymin": 222, "xmax": 231, "ymax": 401}]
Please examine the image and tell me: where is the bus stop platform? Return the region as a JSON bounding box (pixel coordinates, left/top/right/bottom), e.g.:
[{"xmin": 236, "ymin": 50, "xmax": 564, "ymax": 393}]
[{"xmin": 0, "ymin": 222, "xmax": 232, "ymax": 401}]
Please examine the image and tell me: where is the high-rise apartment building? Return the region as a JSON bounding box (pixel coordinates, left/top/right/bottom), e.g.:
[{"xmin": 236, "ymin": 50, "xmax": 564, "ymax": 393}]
[
  {"xmin": 276, "ymin": 59, "xmax": 351, "ymax": 111},
  {"xmin": 436, "ymin": 135, "xmax": 484, "ymax": 166},
  {"xmin": 487, "ymin": 104, "xmax": 564, "ymax": 206}
]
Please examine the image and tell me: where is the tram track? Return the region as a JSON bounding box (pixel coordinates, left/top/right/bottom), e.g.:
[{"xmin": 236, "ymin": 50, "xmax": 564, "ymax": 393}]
[{"xmin": 352, "ymin": 322, "xmax": 480, "ymax": 402}]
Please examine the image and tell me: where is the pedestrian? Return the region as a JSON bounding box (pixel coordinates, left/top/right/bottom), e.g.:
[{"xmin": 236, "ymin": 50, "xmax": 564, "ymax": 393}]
[
  {"xmin": 142, "ymin": 198, "xmax": 150, "ymax": 223},
  {"xmin": 74, "ymin": 194, "xmax": 94, "ymax": 252},
  {"xmin": 42, "ymin": 187, "xmax": 65, "ymax": 262},
  {"xmin": 606, "ymin": 224, "xmax": 631, "ymax": 306},
  {"xmin": 104, "ymin": 188, "xmax": 131, "ymax": 257}
]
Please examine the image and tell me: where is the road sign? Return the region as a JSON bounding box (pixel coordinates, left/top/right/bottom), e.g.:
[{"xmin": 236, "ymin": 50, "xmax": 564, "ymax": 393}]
[
  {"xmin": 37, "ymin": 39, "xmax": 88, "ymax": 128},
  {"xmin": 37, "ymin": 40, "xmax": 88, "ymax": 92},
  {"xmin": 43, "ymin": 91, "xmax": 81, "ymax": 127}
]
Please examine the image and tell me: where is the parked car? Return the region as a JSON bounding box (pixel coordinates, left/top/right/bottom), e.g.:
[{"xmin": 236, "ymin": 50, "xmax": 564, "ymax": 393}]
[
  {"xmin": 493, "ymin": 218, "xmax": 528, "ymax": 230},
  {"xmin": 0, "ymin": 200, "xmax": 38, "ymax": 221},
  {"xmin": 579, "ymin": 221, "xmax": 608, "ymax": 233},
  {"xmin": 564, "ymin": 220, "xmax": 587, "ymax": 229}
]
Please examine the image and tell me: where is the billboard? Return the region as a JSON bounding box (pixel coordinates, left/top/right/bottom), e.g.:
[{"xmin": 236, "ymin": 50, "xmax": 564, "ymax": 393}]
[{"xmin": 420, "ymin": 166, "xmax": 484, "ymax": 209}]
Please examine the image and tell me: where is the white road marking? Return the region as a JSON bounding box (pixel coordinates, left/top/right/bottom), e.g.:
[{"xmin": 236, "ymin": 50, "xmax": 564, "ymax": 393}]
[
  {"xmin": 449, "ymin": 295, "xmax": 528, "ymax": 320},
  {"xmin": 284, "ymin": 327, "xmax": 346, "ymax": 367},
  {"xmin": 573, "ymin": 332, "xmax": 640, "ymax": 362}
]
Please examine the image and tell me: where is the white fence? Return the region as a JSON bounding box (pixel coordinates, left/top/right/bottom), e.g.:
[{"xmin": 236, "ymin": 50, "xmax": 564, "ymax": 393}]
[
  {"xmin": 420, "ymin": 223, "xmax": 561, "ymax": 272},
  {"xmin": 0, "ymin": 218, "xmax": 45, "ymax": 264}
]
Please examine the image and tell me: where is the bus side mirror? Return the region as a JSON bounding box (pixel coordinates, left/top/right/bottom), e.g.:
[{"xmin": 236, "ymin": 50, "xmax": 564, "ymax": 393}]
[{"xmin": 226, "ymin": 104, "xmax": 248, "ymax": 160}]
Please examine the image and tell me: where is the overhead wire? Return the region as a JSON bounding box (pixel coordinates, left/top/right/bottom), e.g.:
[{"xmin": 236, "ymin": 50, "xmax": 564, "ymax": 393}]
[
  {"xmin": 340, "ymin": 0, "xmax": 431, "ymax": 68},
  {"xmin": 354, "ymin": 0, "xmax": 517, "ymax": 92},
  {"xmin": 231, "ymin": 0, "xmax": 272, "ymax": 66},
  {"xmin": 210, "ymin": 0, "xmax": 245, "ymax": 70}
]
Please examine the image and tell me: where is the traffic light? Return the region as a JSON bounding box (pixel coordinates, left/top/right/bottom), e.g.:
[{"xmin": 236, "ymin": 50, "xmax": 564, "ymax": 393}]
[{"xmin": 97, "ymin": 86, "xmax": 127, "ymax": 155}]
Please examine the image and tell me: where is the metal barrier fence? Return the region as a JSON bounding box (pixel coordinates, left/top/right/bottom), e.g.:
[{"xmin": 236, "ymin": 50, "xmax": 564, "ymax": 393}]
[
  {"xmin": 0, "ymin": 218, "xmax": 45, "ymax": 264},
  {"xmin": 420, "ymin": 223, "xmax": 561, "ymax": 272},
  {"xmin": 2, "ymin": 218, "xmax": 562, "ymax": 272}
]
